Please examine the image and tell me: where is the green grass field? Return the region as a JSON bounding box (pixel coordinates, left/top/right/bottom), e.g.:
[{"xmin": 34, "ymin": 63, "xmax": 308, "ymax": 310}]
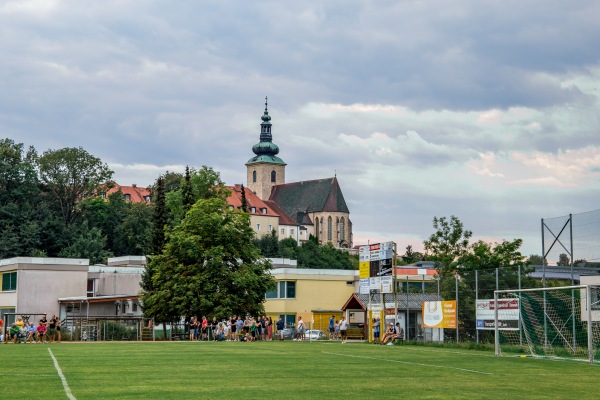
[{"xmin": 2, "ymin": 341, "xmax": 599, "ymax": 399}]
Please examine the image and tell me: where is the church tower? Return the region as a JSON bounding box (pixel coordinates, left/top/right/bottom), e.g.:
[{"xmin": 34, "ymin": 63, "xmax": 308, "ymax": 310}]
[{"xmin": 246, "ymin": 97, "xmax": 286, "ymax": 200}]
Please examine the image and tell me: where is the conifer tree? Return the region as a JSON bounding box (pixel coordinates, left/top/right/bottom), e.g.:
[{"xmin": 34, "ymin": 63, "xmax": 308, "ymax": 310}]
[
  {"xmin": 151, "ymin": 176, "xmax": 167, "ymax": 255},
  {"xmin": 182, "ymin": 165, "xmax": 194, "ymax": 214},
  {"xmin": 240, "ymin": 184, "xmax": 248, "ymax": 212}
]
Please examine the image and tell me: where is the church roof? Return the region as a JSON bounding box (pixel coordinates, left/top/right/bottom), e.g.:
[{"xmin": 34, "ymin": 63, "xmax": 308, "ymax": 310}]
[
  {"xmin": 246, "ymin": 97, "xmax": 286, "ymax": 166},
  {"xmin": 268, "ymin": 177, "xmax": 350, "ymax": 218}
]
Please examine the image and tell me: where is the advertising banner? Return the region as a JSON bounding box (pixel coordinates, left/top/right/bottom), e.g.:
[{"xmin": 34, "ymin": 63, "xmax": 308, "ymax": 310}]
[
  {"xmin": 359, "ymin": 262, "xmax": 370, "ymax": 279},
  {"xmin": 380, "ymin": 276, "xmax": 393, "ymax": 293},
  {"xmin": 422, "ymin": 300, "xmax": 457, "ymax": 329},
  {"xmin": 369, "ymin": 276, "xmax": 381, "ymax": 291},
  {"xmin": 359, "ymin": 278, "xmax": 370, "ymax": 295},
  {"xmin": 476, "ymin": 299, "xmax": 520, "ymax": 330},
  {"xmin": 359, "ymin": 245, "xmax": 370, "ymax": 262}
]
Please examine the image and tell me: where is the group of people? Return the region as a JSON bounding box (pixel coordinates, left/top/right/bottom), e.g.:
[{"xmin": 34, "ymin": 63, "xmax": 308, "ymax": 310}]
[
  {"xmin": 373, "ymin": 318, "xmax": 404, "ymax": 345},
  {"xmin": 187, "ymin": 315, "xmax": 277, "ymax": 342},
  {"xmin": 0, "ymin": 314, "xmax": 61, "ymax": 344},
  {"xmin": 327, "ymin": 315, "xmax": 349, "ymax": 343}
]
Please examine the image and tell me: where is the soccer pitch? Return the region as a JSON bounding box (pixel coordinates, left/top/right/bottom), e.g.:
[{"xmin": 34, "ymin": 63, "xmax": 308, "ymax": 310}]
[{"xmin": 2, "ymin": 342, "xmax": 598, "ymax": 399}]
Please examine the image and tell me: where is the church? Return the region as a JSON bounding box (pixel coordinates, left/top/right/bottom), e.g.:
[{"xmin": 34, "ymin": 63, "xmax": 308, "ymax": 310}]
[{"xmin": 235, "ymin": 99, "xmax": 353, "ymax": 248}]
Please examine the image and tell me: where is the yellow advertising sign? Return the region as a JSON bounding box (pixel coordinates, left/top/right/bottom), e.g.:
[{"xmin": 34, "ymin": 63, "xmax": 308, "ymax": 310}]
[
  {"xmin": 422, "ymin": 300, "xmax": 457, "ymax": 329},
  {"xmin": 359, "ymin": 262, "xmax": 370, "ymax": 279}
]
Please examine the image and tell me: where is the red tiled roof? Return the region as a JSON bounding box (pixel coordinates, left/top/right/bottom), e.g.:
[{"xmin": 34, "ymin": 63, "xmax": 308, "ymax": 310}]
[
  {"xmin": 225, "ymin": 185, "xmax": 279, "ymax": 217},
  {"xmin": 105, "ymin": 183, "xmax": 151, "ymax": 204}
]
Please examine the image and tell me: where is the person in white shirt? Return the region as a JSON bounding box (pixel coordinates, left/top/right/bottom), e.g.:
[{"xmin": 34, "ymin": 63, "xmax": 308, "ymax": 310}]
[{"xmin": 339, "ymin": 316, "xmax": 349, "ymax": 343}]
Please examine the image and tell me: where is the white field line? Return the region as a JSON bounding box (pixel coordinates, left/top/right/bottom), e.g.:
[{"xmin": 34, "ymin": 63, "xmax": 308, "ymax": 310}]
[
  {"xmin": 323, "ymin": 351, "xmax": 493, "ymax": 375},
  {"xmin": 48, "ymin": 348, "xmax": 76, "ymax": 400},
  {"xmin": 0, "ymin": 373, "xmax": 55, "ymax": 377}
]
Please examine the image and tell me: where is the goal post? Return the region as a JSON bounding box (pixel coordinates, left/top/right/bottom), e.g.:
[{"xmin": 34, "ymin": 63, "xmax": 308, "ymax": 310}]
[{"xmin": 494, "ymin": 285, "xmax": 600, "ymax": 364}]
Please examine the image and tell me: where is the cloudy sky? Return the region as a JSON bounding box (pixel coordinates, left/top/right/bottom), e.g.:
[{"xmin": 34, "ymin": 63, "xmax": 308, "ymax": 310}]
[{"xmin": 2, "ymin": 0, "xmax": 600, "ymax": 260}]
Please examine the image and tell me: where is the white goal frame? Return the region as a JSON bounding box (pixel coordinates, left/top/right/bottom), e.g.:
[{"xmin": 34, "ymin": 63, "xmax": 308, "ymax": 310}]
[{"xmin": 494, "ymin": 285, "xmax": 597, "ymax": 364}]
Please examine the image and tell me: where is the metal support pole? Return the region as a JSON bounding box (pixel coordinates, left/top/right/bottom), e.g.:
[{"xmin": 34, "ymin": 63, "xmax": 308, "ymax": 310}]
[
  {"xmin": 455, "ymin": 274, "xmax": 459, "ymax": 343},
  {"xmin": 518, "ymin": 265, "xmax": 522, "ymax": 347},
  {"xmin": 406, "ymin": 276, "xmax": 409, "ymax": 340},
  {"xmin": 494, "ymin": 290, "xmax": 499, "ymax": 356},
  {"xmin": 570, "ymin": 214, "xmax": 576, "ymax": 351},
  {"xmin": 586, "ymin": 285, "xmax": 593, "ymax": 364},
  {"xmin": 475, "ymin": 270, "xmax": 479, "ymax": 344}
]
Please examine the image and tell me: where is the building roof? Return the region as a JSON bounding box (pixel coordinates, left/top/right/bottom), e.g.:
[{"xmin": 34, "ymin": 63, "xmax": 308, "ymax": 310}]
[
  {"xmin": 246, "ymin": 98, "xmax": 286, "ymax": 166},
  {"xmin": 269, "ymin": 177, "xmax": 350, "ymax": 218},
  {"xmin": 357, "ymin": 293, "xmax": 443, "ymax": 311},
  {"xmin": 105, "ymin": 183, "xmax": 151, "ymax": 204},
  {"xmin": 264, "ymin": 200, "xmax": 298, "ymax": 226},
  {"xmin": 226, "ymin": 185, "xmax": 279, "ymax": 217}
]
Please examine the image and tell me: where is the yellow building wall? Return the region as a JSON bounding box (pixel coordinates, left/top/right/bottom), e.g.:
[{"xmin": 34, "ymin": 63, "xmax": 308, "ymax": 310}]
[{"xmin": 264, "ymin": 272, "xmax": 356, "ymax": 331}]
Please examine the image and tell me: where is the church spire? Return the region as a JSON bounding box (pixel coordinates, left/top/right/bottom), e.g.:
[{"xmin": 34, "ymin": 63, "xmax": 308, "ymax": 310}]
[{"xmin": 247, "ymin": 96, "xmax": 284, "ymax": 163}]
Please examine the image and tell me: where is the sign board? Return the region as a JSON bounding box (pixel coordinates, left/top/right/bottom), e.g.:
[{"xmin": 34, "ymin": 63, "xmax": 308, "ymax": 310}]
[
  {"xmin": 359, "ymin": 278, "xmax": 370, "ymax": 295},
  {"xmin": 359, "ymin": 262, "xmax": 370, "ymax": 279},
  {"xmin": 369, "ymin": 277, "xmax": 381, "ymax": 291},
  {"xmin": 476, "ymin": 299, "xmax": 520, "ymax": 330},
  {"xmin": 380, "ymin": 276, "xmax": 393, "ymax": 293},
  {"xmin": 422, "ymin": 300, "xmax": 457, "ymax": 329}
]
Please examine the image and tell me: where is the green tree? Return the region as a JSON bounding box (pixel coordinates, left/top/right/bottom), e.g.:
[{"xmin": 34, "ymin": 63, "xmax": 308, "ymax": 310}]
[
  {"xmin": 296, "ymin": 240, "xmax": 354, "ymax": 269},
  {"xmin": 401, "ymin": 245, "xmax": 425, "ymax": 265},
  {"xmin": 181, "ymin": 165, "xmax": 194, "ymax": 214},
  {"xmin": 557, "ymin": 253, "xmax": 570, "ymax": 266},
  {"xmin": 58, "ymin": 221, "xmax": 113, "ymax": 264},
  {"xmin": 424, "ymin": 215, "xmax": 472, "ymax": 274},
  {"xmin": 37, "ymin": 147, "xmax": 113, "ymax": 226},
  {"xmin": 141, "ymin": 197, "xmax": 275, "ymax": 319},
  {"xmin": 253, "ymin": 230, "xmax": 279, "ymax": 257},
  {"xmin": 240, "ymin": 184, "xmax": 248, "ymax": 212},
  {"xmin": 527, "ymin": 254, "xmax": 545, "ymax": 265},
  {"xmin": 0, "ymin": 139, "xmax": 58, "ymax": 257},
  {"xmin": 279, "ymin": 237, "xmax": 298, "ymax": 259},
  {"xmin": 151, "ymin": 176, "xmax": 168, "ymax": 255}
]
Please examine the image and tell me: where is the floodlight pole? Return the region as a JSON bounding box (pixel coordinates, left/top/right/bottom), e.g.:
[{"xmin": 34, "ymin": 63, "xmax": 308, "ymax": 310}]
[{"xmin": 455, "ymin": 274, "xmax": 459, "ymax": 343}]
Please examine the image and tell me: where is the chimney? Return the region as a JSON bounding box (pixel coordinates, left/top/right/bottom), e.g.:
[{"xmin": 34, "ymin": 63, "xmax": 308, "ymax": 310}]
[{"xmin": 132, "ymin": 184, "xmax": 137, "ymax": 188}]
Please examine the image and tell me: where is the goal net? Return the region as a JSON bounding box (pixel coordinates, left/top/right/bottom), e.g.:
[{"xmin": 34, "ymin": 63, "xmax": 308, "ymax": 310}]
[{"xmin": 494, "ymin": 285, "xmax": 600, "ymax": 364}]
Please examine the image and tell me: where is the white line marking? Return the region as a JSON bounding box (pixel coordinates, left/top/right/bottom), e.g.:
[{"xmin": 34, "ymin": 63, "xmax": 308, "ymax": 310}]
[
  {"xmin": 48, "ymin": 348, "xmax": 76, "ymax": 400},
  {"xmin": 0, "ymin": 373, "xmax": 55, "ymax": 377},
  {"xmin": 323, "ymin": 351, "xmax": 493, "ymax": 375}
]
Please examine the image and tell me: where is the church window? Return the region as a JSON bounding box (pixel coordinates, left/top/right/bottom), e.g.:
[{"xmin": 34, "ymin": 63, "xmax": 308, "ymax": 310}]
[
  {"xmin": 340, "ymin": 217, "xmax": 345, "ymax": 242},
  {"xmin": 271, "ymin": 170, "xmax": 276, "ymax": 183},
  {"xmin": 327, "ymin": 216, "xmax": 332, "ymax": 241},
  {"xmin": 252, "ymin": 171, "xmax": 257, "ymax": 183}
]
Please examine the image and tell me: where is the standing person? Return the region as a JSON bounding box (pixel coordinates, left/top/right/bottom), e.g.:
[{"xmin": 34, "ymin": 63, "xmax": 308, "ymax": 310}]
[
  {"xmin": 39, "ymin": 315, "xmax": 48, "ymax": 343},
  {"xmin": 188, "ymin": 317, "xmax": 197, "ymax": 341},
  {"xmin": 236, "ymin": 317, "xmax": 244, "ymax": 341},
  {"xmin": 211, "ymin": 317, "xmax": 218, "ymax": 341},
  {"xmin": 250, "ymin": 318, "xmax": 257, "ymax": 341},
  {"xmin": 334, "ymin": 320, "xmax": 340, "ymax": 340},
  {"xmin": 329, "ymin": 315, "xmax": 335, "ymax": 339},
  {"xmin": 256, "ymin": 317, "xmax": 263, "ymax": 341},
  {"xmin": 276, "ymin": 317, "xmax": 285, "ymax": 340},
  {"xmin": 229, "ymin": 316, "xmax": 236, "ymax": 341},
  {"xmin": 339, "ymin": 316, "xmax": 348, "ymax": 344},
  {"xmin": 267, "ymin": 317, "xmax": 273, "ymax": 341},
  {"xmin": 296, "ymin": 317, "xmax": 305, "ymax": 341},
  {"xmin": 47, "ymin": 315, "xmax": 58, "ymax": 343},
  {"xmin": 0, "ymin": 316, "xmax": 4, "ymax": 342},
  {"xmin": 56, "ymin": 318, "xmax": 62, "ymax": 343},
  {"xmin": 373, "ymin": 318, "xmax": 380, "ymax": 344},
  {"xmin": 201, "ymin": 316, "xmax": 208, "ymax": 341}
]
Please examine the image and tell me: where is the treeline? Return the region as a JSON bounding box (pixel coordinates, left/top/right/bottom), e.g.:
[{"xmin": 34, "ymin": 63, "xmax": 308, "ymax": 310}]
[
  {"xmin": 253, "ymin": 232, "xmax": 356, "ymax": 270},
  {"xmin": 1, "ymin": 139, "xmax": 355, "ymax": 269}
]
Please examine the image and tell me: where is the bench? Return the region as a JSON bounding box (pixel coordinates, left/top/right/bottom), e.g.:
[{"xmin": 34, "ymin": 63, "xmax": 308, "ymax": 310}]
[{"xmin": 345, "ymin": 327, "xmax": 365, "ymax": 340}]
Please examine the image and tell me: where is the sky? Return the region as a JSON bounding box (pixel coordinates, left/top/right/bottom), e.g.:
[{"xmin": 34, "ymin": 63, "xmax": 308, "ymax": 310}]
[{"xmin": 2, "ymin": 0, "xmax": 600, "ymax": 260}]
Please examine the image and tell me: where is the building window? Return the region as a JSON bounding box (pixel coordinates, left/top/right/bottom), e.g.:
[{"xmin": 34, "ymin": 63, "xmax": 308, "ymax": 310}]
[
  {"xmin": 87, "ymin": 279, "xmax": 96, "ymax": 298},
  {"xmin": 268, "ymin": 224, "xmax": 272, "ymax": 232},
  {"xmin": 340, "ymin": 217, "xmax": 345, "ymax": 243},
  {"xmin": 252, "ymin": 171, "xmax": 257, "ymax": 183},
  {"xmin": 124, "ymin": 194, "xmax": 131, "ymax": 201},
  {"xmin": 281, "ymin": 228, "xmax": 285, "ymax": 235},
  {"xmin": 132, "ymin": 302, "xmax": 138, "ymax": 312},
  {"xmin": 271, "ymin": 170, "xmax": 276, "ymax": 183},
  {"xmin": 100, "ymin": 192, "xmax": 106, "ymax": 199},
  {"xmin": 250, "ymin": 207, "xmax": 256, "ymax": 213},
  {"xmin": 1, "ymin": 271, "xmax": 17, "ymax": 291},
  {"xmin": 144, "ymin": 196, "xmax": 150, "ymax": 202},
  {"xmin": 256, "ymin": 223, "xmax": 261, "ymax": 231},
  {"xmin": 261, "ymin": 208, "xmax": 267, "ymax": 214},
  {"xmin": 327, "ymin": 216, "xmax": 332, "ymax": 241},
  {"xmin": 265, "ymin": 281, "xmax": 296, "ymax": 299},
  {"xmin": 290, "ymin": 228, "xmax": 294, "ymax": 236}
]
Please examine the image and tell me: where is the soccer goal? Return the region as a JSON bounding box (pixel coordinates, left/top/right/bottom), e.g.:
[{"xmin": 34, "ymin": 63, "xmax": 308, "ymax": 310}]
[{"xmin": 494, "ymin": 285, "xmax": 600, "ymax": 364}]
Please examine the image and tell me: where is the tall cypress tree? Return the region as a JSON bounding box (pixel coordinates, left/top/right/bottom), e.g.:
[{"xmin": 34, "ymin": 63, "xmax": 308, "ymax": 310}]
[
  {"xmin": 240, "ymin": 184, "xmax": 248, "ymax": 212},
  {"xmin": 151, "ymin": 176, "xmax": 167, "ymax": 255},
  {"xmin": 182, "ymin": 165, "xmax": 194, "ymax": 214}
]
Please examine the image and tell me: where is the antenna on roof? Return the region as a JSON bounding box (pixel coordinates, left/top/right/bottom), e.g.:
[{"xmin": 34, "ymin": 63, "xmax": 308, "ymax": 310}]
[{"xmin": 335, "ymin": 169, "xmax": 337, "ymax": 177}]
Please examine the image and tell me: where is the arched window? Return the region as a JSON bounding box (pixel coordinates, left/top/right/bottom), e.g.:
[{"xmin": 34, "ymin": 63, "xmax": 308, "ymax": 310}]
[
  {"xmin": 314, "ymin": 219, "xmax": 319, "ymax": 240},
  {"xmin": 271, "ymin": 170, "xmax": 276, "ymax": 183},
  {"xmin": 340, "ymin": 217, "xmax": 345, "ymax": 243},
  {"xmin": 327, "ymin": 216, "xmax": 332, "ymax": 241},
  {"xmin": 252, "ymin": 170, "xmax": 257, "ymax": 183}
]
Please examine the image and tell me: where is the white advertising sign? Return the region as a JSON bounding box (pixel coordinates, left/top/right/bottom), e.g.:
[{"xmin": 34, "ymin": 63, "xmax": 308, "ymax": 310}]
[
  {"xmin": 380, "ymin": 276, "xmax": 393, "ymax": 293},
  {"xmin": 369, "ymin": 277, "xmax": 381, "ymax": 291},
  {"xmin": 476, "ymin": 299, "xmax": 520, "ymax": 330},
  {"xmin": 359, "ymin": 278, "xmax": 370, "ymax": 294}
]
